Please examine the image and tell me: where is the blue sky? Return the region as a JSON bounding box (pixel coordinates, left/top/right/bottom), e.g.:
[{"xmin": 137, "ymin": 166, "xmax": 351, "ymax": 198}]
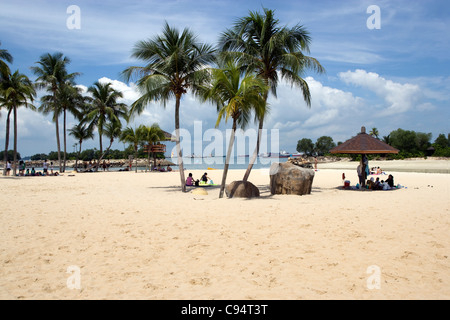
[{"xmin": 1, "ymin": 0, "xmax": 449, "ymax": 157}]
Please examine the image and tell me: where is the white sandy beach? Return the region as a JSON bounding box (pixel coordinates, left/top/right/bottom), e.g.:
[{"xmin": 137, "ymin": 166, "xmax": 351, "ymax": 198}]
[{"xmin": 0, "ymin": 160, "xmax": 449, "ymax": 300}]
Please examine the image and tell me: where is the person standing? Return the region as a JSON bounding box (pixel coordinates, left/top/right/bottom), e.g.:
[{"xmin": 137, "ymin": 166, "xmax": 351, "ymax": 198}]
[
  {"xmin": 5, "ymin": 161, "xmax": 12, "ymax": 176},
  {"xmin": 357, "ymin": 164, "xmax": 364, "ymax": 187},
  {"xmin": 43, "ymin": 160, "xmax": 49, "ymax": 176},
  {"xmin": 19, "ymin": 160, "xmax": 26, "ymax": 176}
]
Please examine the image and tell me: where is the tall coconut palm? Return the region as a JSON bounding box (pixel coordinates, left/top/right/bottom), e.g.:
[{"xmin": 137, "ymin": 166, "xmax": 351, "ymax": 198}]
[
  {"xmin": 123, "ymin": 22, "xmax": 216, "ymax": 192},
  {"xmin": 41, "ymin": 81, "xmax": 85, "ymax": 172},
  {"xmin": 141, "ymin": 123, "xmax": 166, "ymax": 171},
  {"xmin": 120, "ymin": 126, "xmax": 144, "ymax": 173},
  {"xmin": 86, "ymin": 82, "xmax": 128, "ymax": 163},
  {"xmin": 32, "ymin": 52, "xmax": 79, "ymax": 172},
  {"xmin": 1, "ymin": 70, "xmax": 36, "ymax": 175},
  {"xmin": 1, "ymin": 86, "xmax": 13, "ymax": 175},
  {"xmin": 58, "ymin": 82, "xmax": 86, "ymax": 172},
  {"xmin": 219, "ymin": 8, "xmax": 325, "ymax": 182},
  {"xmin": 68, "ymin": 122, "xmax": 94, "ymax": 171},
  {"xmin": 201, "ymin": 61, "xmax": 267, "ymax": 198}
]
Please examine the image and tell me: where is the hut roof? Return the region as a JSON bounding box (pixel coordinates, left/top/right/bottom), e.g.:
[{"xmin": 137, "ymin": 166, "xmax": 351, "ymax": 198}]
[
  {"xmin": 162, "ymin": 130, "xmax": 176, "ymax": 142},
  {"xmin": 330, "ymin": 127, "xmax": 399, "ymax": 154}
]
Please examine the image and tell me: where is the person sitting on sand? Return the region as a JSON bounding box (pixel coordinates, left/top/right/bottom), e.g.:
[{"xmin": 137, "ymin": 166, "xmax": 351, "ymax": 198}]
[
  {"xmin": 367, "ymin": 177, "xmax": 375, "ymax": 189},
  {"xmin": 25, "ymin": 169, "xmax": 30, "ymax": 176},
  {"xmin": 31, "ymin": 167, "xmax": 36, "ymax": 176},
  {"xmin": 373, "ymin": 177, "xmax": 382, "ymax": 190},
  {"xmin": 201, "ymin": 172, "xmax": 210, "ymax": 183},
  {"xmin": 186, "ymin": 173, "xmax": 199, "ymax": 186},
  {"xmin": 386, "ymin": 174, "xmax": 395, "ymax": 188},
  {"xmin": 381, "ymin": 180, "xmax": 391, "ymax": 190},
  {"xmin": 167, "ymin": 165, "xmax": 172, "ymax": 172}
]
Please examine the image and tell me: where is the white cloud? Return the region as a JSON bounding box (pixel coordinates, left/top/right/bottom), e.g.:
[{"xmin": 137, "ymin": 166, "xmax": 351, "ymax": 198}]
[{"xmin": 339, "ymin": 69, "xmax": 423, "ymax": 116}]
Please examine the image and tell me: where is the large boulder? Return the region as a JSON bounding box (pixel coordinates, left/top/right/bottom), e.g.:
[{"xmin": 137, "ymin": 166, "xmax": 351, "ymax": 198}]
[
  {"xmin": 270, "ymin": 162, "xmax": 315, "ymax": 195},
  {"xmin": 225, "ymin": 180, "xmax": 260, "ymax": 198}
]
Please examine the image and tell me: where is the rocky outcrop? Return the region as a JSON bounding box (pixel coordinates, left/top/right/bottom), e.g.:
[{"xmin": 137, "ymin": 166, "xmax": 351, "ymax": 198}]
[
  {"xmin": 225, "ymin": 181, "xmax": 260, "ymax": 198},
  {"xmin": 269, "ymin": 162, "xmax": 315, "ymax": 195}
]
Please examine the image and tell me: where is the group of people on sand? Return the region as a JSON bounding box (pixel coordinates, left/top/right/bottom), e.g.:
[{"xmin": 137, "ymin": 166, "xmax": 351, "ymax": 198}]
[
  {"xmin": 80, "ymin": 160, "xmax": 111, "ymax": 172},
  {"xmin": 366, "ymin": 174, "xmax": 395, "ymax": 190},
  {"xmin": 152, "ymin": 164, "xmax": 172, "ymax": 172},
  {"xmin": 370, "ymin": 166, "xmax": 386, "ymax": 175},
  {"xmin": 3, "ymin": 159, "xmax": 59, "ymax": 177},
  {"xmin": 186, "ymin": 172, "xmax": 212, "ymax": 186}
]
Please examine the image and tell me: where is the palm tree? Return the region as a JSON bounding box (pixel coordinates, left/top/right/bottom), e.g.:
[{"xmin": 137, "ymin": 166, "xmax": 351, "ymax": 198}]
[
  {"xmin": 369, "ymin": 127, "xmax": 380, "ymax": 139},
  {"xmin": 86, "ymin": 82, "xmax": 128, "ymax": 163},
  {"xmin": 1, "ymin": 85, "xmax": 13, "ymax": 175},
  {"xmin": 1, "ymin": 70, "xmax": 36, "ymax": 175},
  {"xmin": 219, "ymin": 8, "xmax": 325, "ymax": 182},
  {"xmin": 32, "ymin": 52, "xmax": 79, "ymax": 172},
  {"xmin": 120, "ymin": 126, "xmax": 144, "ymax": 173},
  {"xmin": 201, "ymin": 60, "xmax": 267, "ymax": 198},
  {"xmin": 141, "ymin": 123, "xmax": 166, "ymax": 171},
  {"xmin": 68, "ymin": 123, "xmax": 94, "ymax": 171},
  {"xmin": 58, "ymin": 82, "xmax": 86, "ymax": 172},
  {"xmin": 123, "ymin": 22, "xmax": 216, "ymax": 192},
  {"xmin": 41, "ymin": 81, "xmax": 86, "ymax": 172},
  {"xmin": 97, "ymin": 120, "xmax": 122, "ymax": 168},
  {"xmin": 0, "ymin": 41, "xmax": 13, "ymax": 81}
]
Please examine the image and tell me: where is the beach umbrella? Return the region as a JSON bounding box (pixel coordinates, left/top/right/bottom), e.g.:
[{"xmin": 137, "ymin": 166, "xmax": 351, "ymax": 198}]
[
  {"xmin": 330, "ymin": 127, "xmax": 399, "ymax": 154},
  {"xmin": 330, "ymin": 126, "xmax": 399, "ymax": 187},
  {"xmin": 162, "ymin": 130, "xmax": 176, "ymax": 142}
]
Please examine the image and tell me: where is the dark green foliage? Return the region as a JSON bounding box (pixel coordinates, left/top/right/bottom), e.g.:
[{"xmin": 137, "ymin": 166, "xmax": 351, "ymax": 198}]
[
  {"xmin": 434, "ymin": 134, "xmax": 449, "ymax": 149},
  {"xmin": 389, "ymin": 128, "xmax": 432, "ymax": 156},
  {"xmin": 296, "ymin": 138, "xmax": 314, "ymax": 155},
  {"xmin": 0, "ymin": 150, "xmax": 21, "ymax": 161},
  {"xmin": 315, "ymin": 136, "xmax": 336, "ymax": 156}
]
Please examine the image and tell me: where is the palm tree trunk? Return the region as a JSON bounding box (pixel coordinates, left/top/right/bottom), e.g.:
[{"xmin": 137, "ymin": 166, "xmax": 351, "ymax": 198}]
[
  {"xmin": 55, "ymin": 117, "xmax": 62, "ymax": 173},
  {"xmin": 153, "ymin": 146, "xmax": 157, "ymax": 171},
  {"xmin": 147, "ymin": 149, "xmax": 151, "ymax": 172},
  {"xmin": 3, "ymin": 108, "xmax": 12, "ymax": 175},
  {"xmin": 96, "ymin": 130, "xmax": 103, "ymax": 172},
  {"xmin": 13, "ymin": 104, "xmax": 17, "ymax": 176},
  {"xmin": 243, "ymin": 115, "xmax": 264, "ymax": 182},
  {"xmin": 75, "ymin": 140, "xmax": 82, "ymax": 172},
  {"xmin": 98, "ymin": 139, "xmax": 113, "ymax": 168},
  {"xmin": 63, "ymin": 109, "xmax": 67, "ymax": 172},
  {"xmin": 134, "ymin": 146, "xmax": 138, "ymax": 173},
  {"xmin": 175, "ymin": 96, "xmax": 186, "ymax": 192},
  {"xmin": 243, "ymin": 92, "xmax": 268, "ymax": 182},
  {"xmin": 219, "ymin": 120, "xmax": 237, "ymax": 198}
]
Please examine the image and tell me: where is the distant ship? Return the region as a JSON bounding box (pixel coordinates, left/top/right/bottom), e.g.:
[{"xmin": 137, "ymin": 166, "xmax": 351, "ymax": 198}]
[{"xmin": 261, "ymin": 151, "xmax": 291, "ymax": 158}]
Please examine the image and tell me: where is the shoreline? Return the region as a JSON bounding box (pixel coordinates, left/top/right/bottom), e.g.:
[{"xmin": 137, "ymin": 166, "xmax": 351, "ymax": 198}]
[{"xmin": 2, "ymin": 158, "xmax": 449, "ymax": 175}]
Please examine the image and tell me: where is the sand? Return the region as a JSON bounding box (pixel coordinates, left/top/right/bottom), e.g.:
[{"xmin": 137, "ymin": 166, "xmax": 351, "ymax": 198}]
[{"xmin": 0, "ymin": 161, "xmax": 449, "ymax": 300}]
